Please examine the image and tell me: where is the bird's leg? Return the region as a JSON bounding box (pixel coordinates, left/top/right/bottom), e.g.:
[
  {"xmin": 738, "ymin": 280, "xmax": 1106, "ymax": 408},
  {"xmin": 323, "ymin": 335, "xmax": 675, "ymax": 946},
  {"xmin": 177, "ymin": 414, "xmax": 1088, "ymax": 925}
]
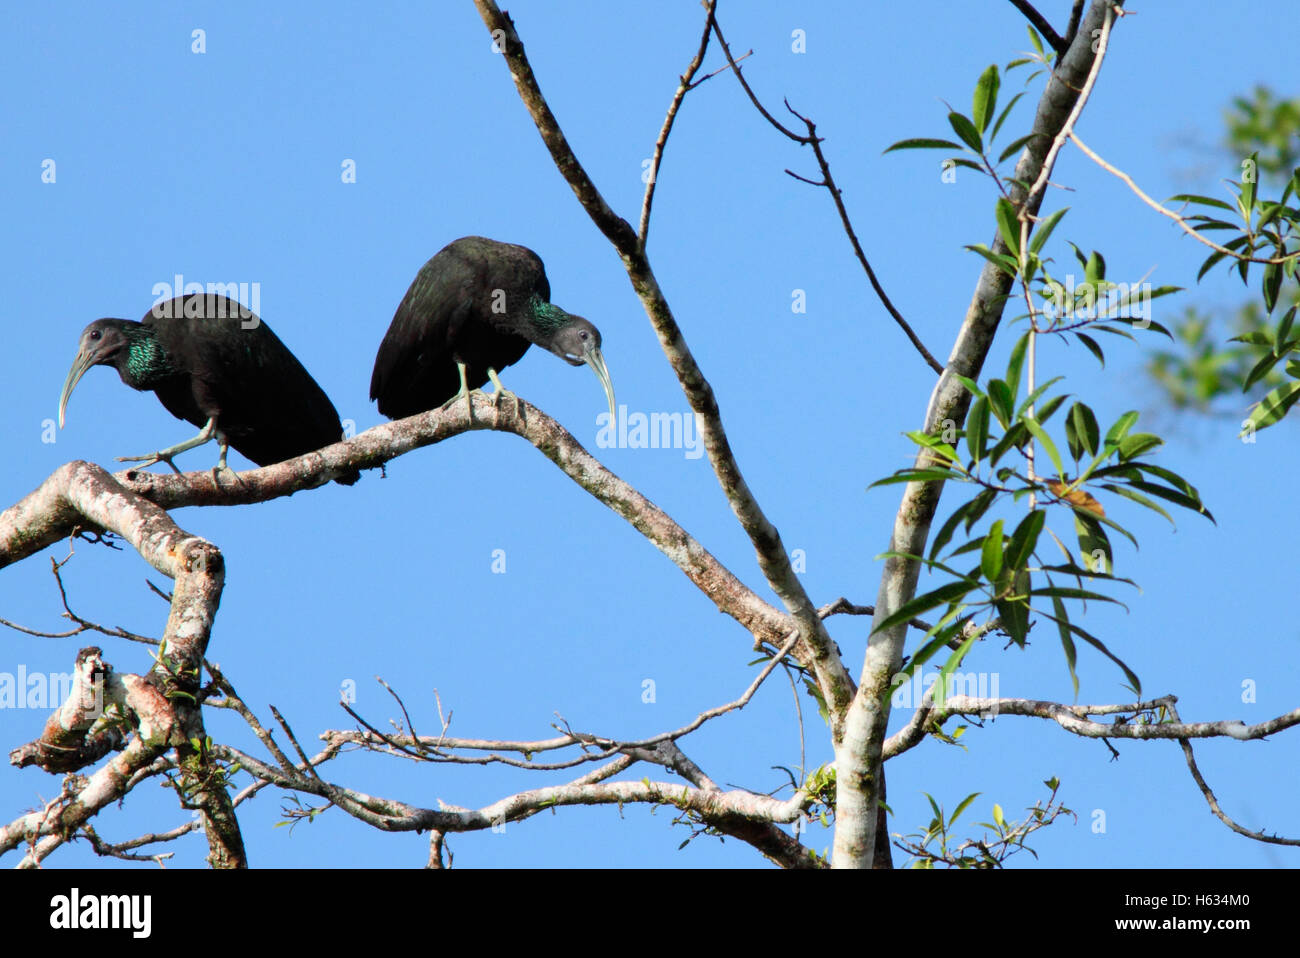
[
  {"xmin": 439, "ymin": 362, "xmax": 473, "ymax": 418},
  {"xmin": 486, "ymin": 367, "xmax": 518, "ymax": 419},
  {"xmin": 118, "ymin": 417, "xmax": 218, "ymax": 474},
  {"xmin": 209, "ymin": 432, "xmax": 246, "ymax": 487}
]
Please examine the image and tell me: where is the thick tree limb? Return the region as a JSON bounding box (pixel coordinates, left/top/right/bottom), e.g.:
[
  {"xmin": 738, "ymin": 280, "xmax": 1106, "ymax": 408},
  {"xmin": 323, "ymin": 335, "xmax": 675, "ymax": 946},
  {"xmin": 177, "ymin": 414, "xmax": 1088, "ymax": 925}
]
[
  {"xmin": 0, "ymin": 462, "xmax": 243, "ymax": 867},
  {"xmin": 3, "ymin": 398, "xmax": 799, "ymax": 663},
  {"xmin": 836, "ymin": 0, "xmax": 1125, "ymax": 869}
]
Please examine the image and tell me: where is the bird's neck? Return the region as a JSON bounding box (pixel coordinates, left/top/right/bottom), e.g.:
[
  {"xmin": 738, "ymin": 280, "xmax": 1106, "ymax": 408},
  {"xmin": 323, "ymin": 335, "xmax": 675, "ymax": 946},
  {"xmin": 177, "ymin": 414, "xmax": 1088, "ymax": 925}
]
[
  {"xmin": 119, "ymin": 325, "xmax": 175, "ymax": 389},
  {"xmin": 526, "ymin": 295, "xmax": 569, "ymax": 334}
]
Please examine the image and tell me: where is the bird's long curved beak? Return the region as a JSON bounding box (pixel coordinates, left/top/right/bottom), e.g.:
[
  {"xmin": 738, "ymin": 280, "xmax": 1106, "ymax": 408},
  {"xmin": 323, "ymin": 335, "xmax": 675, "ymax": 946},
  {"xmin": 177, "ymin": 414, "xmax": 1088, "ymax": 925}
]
[
  {"xmin": 584, "ymin": 344, "xmax": 616, "ymax": 427},
  {"xmin": 58, "ymin": 349, "xmax": 96, "ymax": 429}
]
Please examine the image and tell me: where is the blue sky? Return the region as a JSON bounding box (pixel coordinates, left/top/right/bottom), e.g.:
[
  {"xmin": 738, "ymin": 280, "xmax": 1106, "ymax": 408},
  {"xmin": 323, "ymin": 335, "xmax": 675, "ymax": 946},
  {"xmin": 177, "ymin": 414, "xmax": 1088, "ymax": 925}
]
[{"xmin": 1, "ymin": 1, "xmax": 1296, "ymax": 868}]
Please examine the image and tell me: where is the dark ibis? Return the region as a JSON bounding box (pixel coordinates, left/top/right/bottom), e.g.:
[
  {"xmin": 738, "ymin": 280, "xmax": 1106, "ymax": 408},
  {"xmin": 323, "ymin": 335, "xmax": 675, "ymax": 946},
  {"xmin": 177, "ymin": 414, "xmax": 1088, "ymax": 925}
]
[
  {"xmin": 369, "ymin": 236, "xmax": 615, "ymax": 424},
  {"xmin": 58, "ymin": 294, "xmax": 360, "ymax": 484}
]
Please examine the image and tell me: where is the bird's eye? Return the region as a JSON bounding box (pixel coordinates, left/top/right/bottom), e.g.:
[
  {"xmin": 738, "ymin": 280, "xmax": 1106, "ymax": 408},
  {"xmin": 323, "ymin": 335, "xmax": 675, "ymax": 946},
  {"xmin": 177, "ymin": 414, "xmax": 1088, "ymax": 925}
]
[
  {"xmin": 90, "ymin": 330, "xmax": 101, "ymax": 340},
  {"xmin": 580, "ymin": 331, "xmax": 588, "ymax": 341}
]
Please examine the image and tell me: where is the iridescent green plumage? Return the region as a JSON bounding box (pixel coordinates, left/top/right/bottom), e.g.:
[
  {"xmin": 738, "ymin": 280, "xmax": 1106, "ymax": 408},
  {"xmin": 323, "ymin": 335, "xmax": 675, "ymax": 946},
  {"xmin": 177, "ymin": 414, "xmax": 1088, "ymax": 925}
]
[{"xmin": 59, "ymin": 295, "xmax": 358, "ymax": 483}]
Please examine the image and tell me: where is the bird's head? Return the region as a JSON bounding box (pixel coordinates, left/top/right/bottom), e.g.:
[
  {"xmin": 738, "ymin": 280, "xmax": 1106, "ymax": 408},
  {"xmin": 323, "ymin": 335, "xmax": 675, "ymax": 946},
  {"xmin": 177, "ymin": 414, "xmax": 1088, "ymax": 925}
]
[
  {"xmin": 546, "ymin": 316, "xmax": 616, "ymax": 426},
  {"xmin": 58, "ymin": 319, "xmax": 135, "ymax": 428}
]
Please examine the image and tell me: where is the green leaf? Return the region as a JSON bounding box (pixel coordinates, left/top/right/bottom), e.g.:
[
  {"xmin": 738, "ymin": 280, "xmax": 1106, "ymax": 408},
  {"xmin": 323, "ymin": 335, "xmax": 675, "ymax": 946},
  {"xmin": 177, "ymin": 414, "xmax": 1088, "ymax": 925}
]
[
  {"xmin": 997, "ymin": 132, "xmax": 1036, "ymax": 164},
  {"xmin": 992, "ymin": 803, "xmax": 1005, "ymax": 829},
  {"xmin": 1117, "ymin": 433, "xmax": 1163, "ymax": 461},
  {"xmin": 1074, "ymin": 512, "xmax": 1112, "ymax": 574},
  {"xmin": 1196, "ymin": 248, "xmax": 1231, "ymax": 282},
  {"xmin": 1030, "ymin": 586, "xmax": 1126, "ymax": 609},
  {"xmin": 965, "ymin": 243, "xmax": 1020, "ymax": 277},
  {"xmin": 1050, "ymin": 595, "xmax": 1080, "ymax": 698},
  {"xmin": 1168, "ymin": 193, "xmax": 1236, "ymax": 212},
  {"xmin": 955, "ymin": 374, "xmax": 986, "ymax": 399},
  {"xmin": 963, "ymin": 488, "xmax": 998, "ymax": 531},
  {"xmin": 868, "ymin": 468, "xmax": 965, "ymax": 487},
  {"xmin": 1230, "ymin": 330, "xmax": 1275, "ymax": 347},
  {"xmin": 1074, "ymin": 332, "xmax": 1104, "ymax": 367},
  {"xmin": 987, "ymin": 421, "xmax": 1029, "ymax": 467},
  {"xmin": 904, "ymin": 430, "xmax": 962, "ymax": 463},
  {"xmin": 1241, "ymin": 151, "xmax": 1259, "ymax": 216},
  {"xmin": 995, "ymin": 594, "xmax": 1030, "ymax": 646},
  {"xmin": 1005, "ymin": 333, "xmax": 1030, "ymax": 399},
  {"xmin": 1124, "ymin": 479, "xmax": 1215, "ymax": 523},
  {"xmin": 952, "ymin": 792, "xmax": 982, "ymax": 825},
  {"xmin": 1005, "ymin": 509, "xmax": 1046, "ymax": 571},
  {"xmin": 972, "ymin": 65, "xmax": 1000, "ymax": 134},
  {"xmin": 931, "ymin": 499, "xmax": 975, "ymax": 560},
  {"xmin": 989, "ymin": 91, "xmax": 1026, "ymax": 143},
  {"xmin": 996, "ymin": 197, "xmax": 1021, "ymax": 257},
  {"xmin": 1029, "ymin": 207, "xmax": 1069, "ymax": 256},
  {"xmin": 1021, "ymin": 415, "xmax": 1065, "ymax": 478},
  {"xmin": 981, "ymin": 519, "xmax": 1005, "ymax": 582},
  {"xmin": 1263, "ymin": 260, "xmax": 1282, "ymax": 313},
  {"xmin": 1242, "ymin": 349, "xmax": 1286, "ymax": 391},
  {"xmin": 1016, "ymin": 375, "xmax": 1065, "ymax": 418},
  {"xmin": 872, "ymin": 580, "xmax": 978, "ymax": 635},
  {"xmin": 1037, "ymin": 394, "xmax": 1068, "ymax": 425},
  {"xmin": 948, "ymin": 111, "xmax": 984, "ymax": 153},
  {"xmin": 1276, "ymin": 305, "xmax": 1298, "ymax": 352},
  {"xmin": 1048, "ymin": 612, "xmax": 1142, "ymax": 696},
  {"xmin": 1026, "ymin": 24, "xmax": 1044, "ymax": 58},
  {"xmin": 934, "ymin": 623, "xmax": 985, "ymax": 705},
  {"xmin": 1103, "ymin": 410, "xmax": 1140, "ymax": 448},
  {"xmin": 1085, "ymin": 249, "xmax": 1106, "ymax": 284},
  {"xmin": 1243, "ymin": 380, "xmax": 1300, "ymax": 433},
  {"xmin": 884, "ymin": 137, "xmax": 969, "ymax": 153},
  {"xmin": 966, "ymin": 396, "xmax": 990, "ymax": 463},
  {"xmin": 1101, "ymin": 483, "xmax": 1174, "ymax": 526},
  {"xmin": 1068, "ymin": 402, "xmax": 1100, "ymax": 459},
  {"xmin": 988, "ymin": 379, "xmax": 1014, "ymax": 426}
]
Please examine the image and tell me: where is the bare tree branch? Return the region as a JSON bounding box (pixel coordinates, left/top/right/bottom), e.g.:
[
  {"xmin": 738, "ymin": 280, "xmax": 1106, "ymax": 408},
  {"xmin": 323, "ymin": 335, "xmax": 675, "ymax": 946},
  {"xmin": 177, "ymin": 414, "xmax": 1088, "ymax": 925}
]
[
  {"xmin": 1007, "ymin": 0, "xmax": 1068, "ymax": 55},
  {"xmin": 708, "ymin": 17, "xmax": 945, "ymax": 375},
  {"xmin": 638, "ymin": 0, "xmax": 717, "ymax": 249}
]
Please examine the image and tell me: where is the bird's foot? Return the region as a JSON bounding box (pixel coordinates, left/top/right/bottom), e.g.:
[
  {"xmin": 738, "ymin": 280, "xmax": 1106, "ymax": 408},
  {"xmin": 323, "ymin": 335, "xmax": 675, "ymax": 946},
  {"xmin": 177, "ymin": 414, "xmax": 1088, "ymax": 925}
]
[
  {"xmin": 492, "ymin": 387, "xmax": 519, "ymax": 419},
  {"xmin": 486, "ymin": 369, "xmax": 519, "ymax": 420},
  {"xmin": 209, "ymin": 441, "xmax": 246, "ymax": 488},
  {"xmin": 209, "ymin": 463, "xmax": 246, "ymax": 488},
  {"xmin": 117, "ymin": 451, "xmax": 184, "ymax": 476},
  {"xmin": 438, "ymin": 386, "xmax": 474, "ymax": 420}
]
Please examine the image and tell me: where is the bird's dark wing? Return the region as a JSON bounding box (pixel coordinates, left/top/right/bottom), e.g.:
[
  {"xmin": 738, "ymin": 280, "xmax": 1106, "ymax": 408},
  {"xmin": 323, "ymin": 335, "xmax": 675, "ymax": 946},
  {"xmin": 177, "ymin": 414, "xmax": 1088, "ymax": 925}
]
[
  {"xmin": 370, "ymin": 237, "xmax": 549, "ymax": 419},
  {"xmin": 145, "ymin": 296, "xmax": 347, "ymax": 469}
]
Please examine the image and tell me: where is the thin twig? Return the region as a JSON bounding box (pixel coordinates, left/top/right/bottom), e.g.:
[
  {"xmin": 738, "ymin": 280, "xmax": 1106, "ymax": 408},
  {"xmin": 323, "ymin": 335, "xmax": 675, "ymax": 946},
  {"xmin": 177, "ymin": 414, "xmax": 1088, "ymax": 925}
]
[
  {"xmin": 1007, "ymin": 0, "xmax": 1068, "ymax": 54},
  {"xmin": 1165, "ymin": 701, "xmax": 1300, "ymax": 847},
  {"xmin": 710, "ymin": 19, "xmax": 945, "ymax": 375},
  {"xmin": 1070, "ymin": 130, "xmax": 1300, "ymax": 265},
  {"xmin": 638, "ymin": 0, "xmax": 717, "ymax": 249}
]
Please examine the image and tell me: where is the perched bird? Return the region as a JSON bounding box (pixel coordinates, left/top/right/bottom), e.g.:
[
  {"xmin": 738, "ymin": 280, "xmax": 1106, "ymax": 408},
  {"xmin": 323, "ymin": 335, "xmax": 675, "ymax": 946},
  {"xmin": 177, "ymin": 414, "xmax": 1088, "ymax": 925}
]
[
  {"xmin": 58, "ymin": 294, "xmax": 359, "ymax": 484},
  {"xmin": 369, "ymin": 236, "xmax": 615, "ymax": 424}
]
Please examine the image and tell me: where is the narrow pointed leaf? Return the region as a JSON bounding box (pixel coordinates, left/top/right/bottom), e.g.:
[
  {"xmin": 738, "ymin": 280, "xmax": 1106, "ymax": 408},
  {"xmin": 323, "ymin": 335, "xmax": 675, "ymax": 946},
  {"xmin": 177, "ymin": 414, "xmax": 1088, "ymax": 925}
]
[
  {"xmin": 948, "ymin": 111, "xmax": 984, "ymax": 153},
  {"xmin": 972, "ymin": 64, "xmax": 1000, "ymax": 134}
]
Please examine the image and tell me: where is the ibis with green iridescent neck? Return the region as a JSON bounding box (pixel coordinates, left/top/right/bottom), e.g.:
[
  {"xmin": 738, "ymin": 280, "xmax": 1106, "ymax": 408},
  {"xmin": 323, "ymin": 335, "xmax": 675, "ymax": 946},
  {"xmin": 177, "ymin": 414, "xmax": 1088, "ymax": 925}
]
[
  {"xmin": 369, "ymin": 236, "xmax": 616, "ymax": 424},
  {"xmin": 58, "ymin": 294, "xmax": 358, "ymax": 484}
]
